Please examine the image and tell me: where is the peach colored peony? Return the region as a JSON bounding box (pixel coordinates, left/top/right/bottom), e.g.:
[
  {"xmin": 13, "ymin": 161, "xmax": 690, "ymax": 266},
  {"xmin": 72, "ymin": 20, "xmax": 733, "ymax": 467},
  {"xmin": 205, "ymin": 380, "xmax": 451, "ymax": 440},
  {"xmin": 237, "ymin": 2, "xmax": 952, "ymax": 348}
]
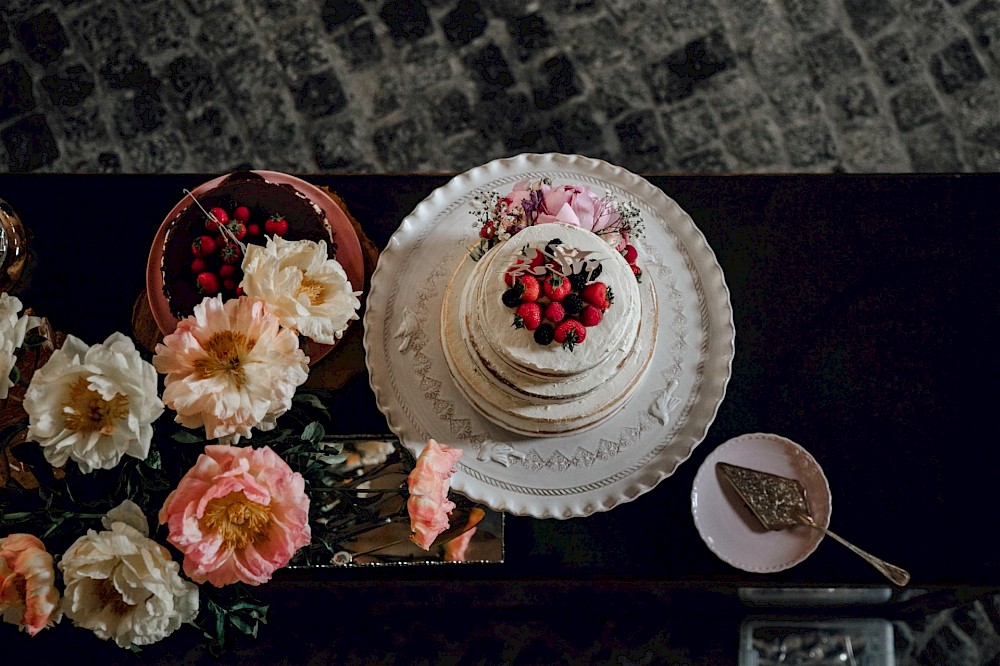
[
  {"xmin": 406, "ymin": 438, "xmax": 462, "ymax": 550},
  {"xmin": 159, "ymin": 444, "xmax": 310, "ymax": 587},
  {"xmin": 0, "ymin": 533, "xmax": 62, "ymax": 636},
  {"xmin": 443, "ymin": 526, "xmax": 477, "ymax": 563},
  {"xmin": 152, "ymin": 295, "xmax": 309, "ymax": 444}
]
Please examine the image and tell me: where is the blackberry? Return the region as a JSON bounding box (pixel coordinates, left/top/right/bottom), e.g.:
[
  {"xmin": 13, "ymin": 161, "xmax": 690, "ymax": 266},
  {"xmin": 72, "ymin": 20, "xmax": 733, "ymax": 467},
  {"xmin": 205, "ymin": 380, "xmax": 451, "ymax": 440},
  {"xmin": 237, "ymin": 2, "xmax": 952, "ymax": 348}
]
[
  {"xmin": 562, "ymin": 293, "xmax": 584, "ymax": 315},
  {"xmin": 533, "ymin": 323, "xmax": 555, "ymax": 345},
  {"xmin": 569, "ymin": 272, "xmax": 588, "ymax": 291},
  {"xmin": 502, "ymin": 287, "xmax": 523, "ymax": 308}
]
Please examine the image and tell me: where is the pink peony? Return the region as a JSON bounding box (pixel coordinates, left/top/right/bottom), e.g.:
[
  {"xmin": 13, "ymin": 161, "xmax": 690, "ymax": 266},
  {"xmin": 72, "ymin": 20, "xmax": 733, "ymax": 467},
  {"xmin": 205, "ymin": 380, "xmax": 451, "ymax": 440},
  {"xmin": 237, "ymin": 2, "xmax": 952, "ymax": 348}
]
[
  {"xmin": 406, "ymin": 438, "xmax": 462, "ymax": 550},
  {"xmin": 158, "ymin": 444, "xmax": 310, "ymax": 587},
  {"xmin": 442, "ymin": 526, "xmax": 477, "ymax": 562},
  {"xmin": 0, "ymin": 534, "xmax": 61, "ymax": 636}
]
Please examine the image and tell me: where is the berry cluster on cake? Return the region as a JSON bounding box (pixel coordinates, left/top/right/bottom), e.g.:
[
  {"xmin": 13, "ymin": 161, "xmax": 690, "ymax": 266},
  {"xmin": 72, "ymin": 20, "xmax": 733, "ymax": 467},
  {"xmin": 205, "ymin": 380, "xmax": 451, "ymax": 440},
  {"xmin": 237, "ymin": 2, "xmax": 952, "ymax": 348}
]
[
  {"xmin": 441, "ymin": 179, "xmax": 657, "ymax": 437},
  {"xmin": 160, "ymin": 171, "xmax": 335, "ymax": 321}
]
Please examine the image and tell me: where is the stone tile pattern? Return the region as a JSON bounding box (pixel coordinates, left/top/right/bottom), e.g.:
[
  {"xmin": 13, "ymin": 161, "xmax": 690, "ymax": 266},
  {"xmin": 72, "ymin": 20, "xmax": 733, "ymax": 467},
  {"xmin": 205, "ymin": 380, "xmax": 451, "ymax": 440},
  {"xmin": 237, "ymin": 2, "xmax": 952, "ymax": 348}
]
[{"xmin": 0, "ymin": 0, "xmax": 998, "ymax": 173}]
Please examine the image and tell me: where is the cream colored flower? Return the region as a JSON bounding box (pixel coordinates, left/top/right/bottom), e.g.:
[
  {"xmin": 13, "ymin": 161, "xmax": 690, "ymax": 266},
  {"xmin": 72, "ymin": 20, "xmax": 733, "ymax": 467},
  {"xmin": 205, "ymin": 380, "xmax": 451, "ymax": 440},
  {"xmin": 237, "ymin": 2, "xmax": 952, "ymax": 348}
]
[
  {"xmin": 241, "ymin": 236, "xmax": 361, "ymax": 345},
  {"xmin": 153, "ymin": 295, "xmax": 309, "ymax": 444},
  {"xmin": 59, "ymin": 500, "xmax": 198, "ymax": 649},
  {"xmin": 0, "ymin": 293, "xmax": 39, "ymax": 400},
  {"xmin": 24, "ymin": 333, "xmax": 164, "ymax": 473}
]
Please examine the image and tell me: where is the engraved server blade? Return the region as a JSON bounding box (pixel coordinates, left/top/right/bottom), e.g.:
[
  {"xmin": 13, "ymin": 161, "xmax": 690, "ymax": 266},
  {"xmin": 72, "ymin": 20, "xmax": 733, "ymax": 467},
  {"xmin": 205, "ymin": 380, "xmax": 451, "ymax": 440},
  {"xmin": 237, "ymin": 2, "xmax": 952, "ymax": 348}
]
[{"xmin": 716, "ymin": 462, "xmax": 812, "ymax": 530}]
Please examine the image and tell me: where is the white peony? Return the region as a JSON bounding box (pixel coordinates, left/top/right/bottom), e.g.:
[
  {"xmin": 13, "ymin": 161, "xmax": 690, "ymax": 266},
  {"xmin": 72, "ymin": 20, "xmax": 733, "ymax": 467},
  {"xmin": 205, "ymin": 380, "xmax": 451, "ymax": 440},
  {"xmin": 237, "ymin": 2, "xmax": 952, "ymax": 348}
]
[
  {"xmin": 241, "ymin": 236, "xmax": 361, "ymax": 345},
  {"xmin": 24, "ymin": 332, "xmax": 164, "ymax": 473},
  {"xmin": 59, "ymin": 500, "xmax": 198, "ymax": 649},
  {"xmin": 0, "ymin": 292, "xmax": 39, "ymax": 399},
  {"xmin": 152, "ymin": 295, "xmax": 309, "ymax": 444}
]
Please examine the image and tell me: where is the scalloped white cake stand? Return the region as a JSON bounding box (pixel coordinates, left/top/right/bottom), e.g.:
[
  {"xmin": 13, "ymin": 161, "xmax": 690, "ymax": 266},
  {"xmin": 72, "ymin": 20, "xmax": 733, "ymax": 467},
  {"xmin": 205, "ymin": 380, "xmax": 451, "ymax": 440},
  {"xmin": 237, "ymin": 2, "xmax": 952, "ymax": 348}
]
[{"xmin": 363, "ymin": 153, "xmax": 735, "ymax": 518}]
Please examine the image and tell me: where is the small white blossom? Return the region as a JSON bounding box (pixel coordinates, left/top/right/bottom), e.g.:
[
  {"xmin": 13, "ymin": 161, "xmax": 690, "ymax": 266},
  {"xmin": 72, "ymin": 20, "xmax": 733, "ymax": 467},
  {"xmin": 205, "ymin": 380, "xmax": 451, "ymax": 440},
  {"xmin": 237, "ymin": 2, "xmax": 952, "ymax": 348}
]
[
  {"xmin": 241, "ymin": 236, "xmax": 361, "ymax": 345},
  {"xmin": 59, "ymin": 501, "xmax": 198, "ymax": 649},
  {"xmin": 0, "ymin": 293, "xmax": 39, "ymax": 399},
  {"xmin": 24, "ymin": 333, "xmax": 164, "ymax": 473}
]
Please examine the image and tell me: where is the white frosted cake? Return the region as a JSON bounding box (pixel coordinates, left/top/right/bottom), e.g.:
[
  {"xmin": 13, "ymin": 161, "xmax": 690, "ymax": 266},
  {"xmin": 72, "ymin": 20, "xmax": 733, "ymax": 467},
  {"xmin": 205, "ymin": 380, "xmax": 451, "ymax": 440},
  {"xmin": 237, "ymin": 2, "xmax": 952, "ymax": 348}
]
[{"xmin": 441, "ymin": 223, "xmax": 657, "ymax": 437}]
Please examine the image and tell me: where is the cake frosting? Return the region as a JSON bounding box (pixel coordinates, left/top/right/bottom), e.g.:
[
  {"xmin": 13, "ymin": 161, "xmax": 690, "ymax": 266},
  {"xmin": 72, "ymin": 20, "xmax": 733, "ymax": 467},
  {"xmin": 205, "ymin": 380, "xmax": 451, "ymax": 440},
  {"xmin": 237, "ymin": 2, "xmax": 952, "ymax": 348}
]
[
  {"xmin": 160, "ymin": 171, "xmax": 334, "ymax": 320},
  {"xmin": 441, "ymin": 222, "xmax": 657, "ymax": 437}
]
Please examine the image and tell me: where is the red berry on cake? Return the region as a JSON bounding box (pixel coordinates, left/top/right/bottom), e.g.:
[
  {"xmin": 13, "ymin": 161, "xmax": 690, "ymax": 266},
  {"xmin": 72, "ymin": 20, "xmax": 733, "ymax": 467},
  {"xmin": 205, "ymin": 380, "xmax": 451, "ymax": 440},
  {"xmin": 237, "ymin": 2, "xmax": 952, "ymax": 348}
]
[
  {"xmin": 631, "ymin": 264, "xmax": 643, "ymax": 281},
  {"xmin": 219, "ymin": 264, "xmax": 237, "ymax": 279},
  {"xmin": 234, "ymin": 205, "xmax": 251, "ymax": 223},
  {"xmin": 247, "ymin": 223, "xmax": 261, "ymax": 237},
  {"xmin": 544, "ymin": 301, "xmax": 565, "ymax": 323},
  {"xmin": 582, "ymin": 281, "xmax": 613, "ymax": 310},
  {"xmin": 513, "ymin": 302, "xmax": 542, "ymax": 330},
  {"xmin": 191, "ymin": 258, "xmax": 207, "ymax": 274},
  {"xmin": 517, "ymin": 275, "xmax": 540, "ymax": 302},
  {"xmin": 622, "ymin": 244, "xmax": 638, "ymax": 264},
  {"xmin": 219, "ymin": 243, "xmax": 243, "ymax": 265},
  {"xmin": 554, "ymin": 319, "xmax": 586, "ymax": 350},
  {"xmin": 265, "ymin": 215, "xmax": 289, "ymax": 237},
  {"xmin": 504, "ymin": 260, "xmax": 525, "ymax": 287},
  {"xmin": 226, "ymin": 221, "xmax": 247, "ymax": 241},
  {"xmin": 196, "ymin": 271, "xmax": 219, "ymax": 296},
  {"xmin": 543, "ymin": 275, "xmax": 571, "ymax": 301},
  {"xmin": 192, "ymin": 235, "xmax": 217, "ymax": 258},
  {"xmin": 222, "ymin": 278, "xmax": 238, "ymax": 292},
  {"xmin": 528, "ymin": 249, "xmax": 546, "ymax": 271},
  {"xmin": 579, "ymin": 305, "xmax": 603, "ymax": 327}
]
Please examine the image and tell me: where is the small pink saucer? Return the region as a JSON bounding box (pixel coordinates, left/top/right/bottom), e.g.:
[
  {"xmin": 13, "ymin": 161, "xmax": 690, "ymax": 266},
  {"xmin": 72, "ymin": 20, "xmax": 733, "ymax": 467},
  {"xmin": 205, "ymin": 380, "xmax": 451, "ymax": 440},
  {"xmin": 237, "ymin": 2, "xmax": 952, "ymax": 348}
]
[{"xmin": 691, "ymin": 433, "xmax": 832, "ymax": 573}]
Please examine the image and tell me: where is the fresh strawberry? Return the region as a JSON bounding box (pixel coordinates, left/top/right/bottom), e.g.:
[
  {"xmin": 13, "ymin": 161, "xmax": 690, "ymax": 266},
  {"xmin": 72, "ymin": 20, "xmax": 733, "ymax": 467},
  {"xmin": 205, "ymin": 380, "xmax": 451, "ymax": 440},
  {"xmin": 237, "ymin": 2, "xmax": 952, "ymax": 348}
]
[
  {"xmin": 579, "ymin": 305, "xmax": 603, "ymax": 327},
  {"xmin": 234, "ymin": 205, "xmax": 251, "ymax": 223},
  {"xmin": 528, "ymin": 249, "xmax": 546, "ymax": 272},
  {"xmin": 622, "ymin": 244, "xmax": 638, "ymax": 264},
  {"xmin": 196, "ymin": 271, "xmax": 219, "ymax": 295},
  {"xmin": 222, "ymin": 278, "xmax": 238, "ymax": 292},
  {"xmin": 219, "ymin": 264, "xmax": 237, "ymax": 279},
  {"xmin": 192, "ymin": 235, "xmax": 217, "ymax": 258},
  {"xmin": 544, "ymin": 301, "xmax": 565, "ymax": 323},
  {"xmin": 265, "ymin": 215, "xmax": 289, "ymax": 237},
  {"xmin": 225, "ymin": 221, "xmax": 247, "ymax": 241},
  {"xmin": 582, "ymin": 281, "xmax": 613, "ymax": 310},
  {"xmin": 191, "ymin": 258, "xmax": 207, "ymax": 273},
  {"xmin": 554, "ymin": 319, "xmax": 586, "ymax": 350},
  {"xmin": 631, "ymin": 264, "xmax": 642, "ymax": 281},
  {"xmin": 247, "ymin": 223, "xmax": 261, "ymax": 237},
  {"xmin": 219, "ymin": 243, "xmax": 243, "ymax": 265},
  {"xmin": 514, "ymin": 302, "xmax": 542, "ymax": 330},
  {"xmin": 236, "ymin": 286, "xmax": 246, "ymax": 297},
  {"xmin": 542, "ymin": 275, "xmax": 571, "ymax": 301},
  {"xmin": 517, "ymin": 275, "xmax": 540, "ymax": 302},
  {"xmin": 504, "ymin": 260, "xmax": 525, "ymax": 287}
]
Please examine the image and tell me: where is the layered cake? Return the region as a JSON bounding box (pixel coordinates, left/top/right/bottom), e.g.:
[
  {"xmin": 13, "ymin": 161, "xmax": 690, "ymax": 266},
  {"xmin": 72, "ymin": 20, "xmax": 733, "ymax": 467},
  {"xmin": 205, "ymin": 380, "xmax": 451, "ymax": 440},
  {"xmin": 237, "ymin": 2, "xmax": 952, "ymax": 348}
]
[
  {"xmin": 441, "ymin": 222, "xmax": 658, "ymax": 437},
  {"xmin": 160, "ymin": 171, "xmax": 335, "ymax": 320}
]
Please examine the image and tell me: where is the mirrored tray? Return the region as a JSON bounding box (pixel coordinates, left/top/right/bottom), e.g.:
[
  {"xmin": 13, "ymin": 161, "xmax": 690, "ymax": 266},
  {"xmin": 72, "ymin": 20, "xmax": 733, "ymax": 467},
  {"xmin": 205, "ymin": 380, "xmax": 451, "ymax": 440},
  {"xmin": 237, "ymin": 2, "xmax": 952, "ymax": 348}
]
[{"xmin": 364, "ymin": 153, "xmax": 735, "ymax": 518}]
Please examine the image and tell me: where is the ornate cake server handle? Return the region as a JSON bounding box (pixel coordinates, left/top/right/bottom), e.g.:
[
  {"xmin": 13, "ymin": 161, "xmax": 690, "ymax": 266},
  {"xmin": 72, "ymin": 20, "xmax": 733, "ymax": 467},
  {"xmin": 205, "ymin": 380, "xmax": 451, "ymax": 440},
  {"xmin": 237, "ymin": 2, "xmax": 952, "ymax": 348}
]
[{"xmin": 795, "ymin": 512, "xmax": 911, "ymax": 586}]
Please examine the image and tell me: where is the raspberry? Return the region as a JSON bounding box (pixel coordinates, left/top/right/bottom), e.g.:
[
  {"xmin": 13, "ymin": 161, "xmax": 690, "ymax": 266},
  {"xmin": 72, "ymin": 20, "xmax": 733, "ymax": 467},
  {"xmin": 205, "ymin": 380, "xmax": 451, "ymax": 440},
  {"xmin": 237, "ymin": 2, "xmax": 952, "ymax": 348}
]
[
  {"xmin": 544, "ymin": 301, "xmax": 565, "ymax": 323},
  {"xmin": 579, "ymin": 305, "xmax": 603, "ymax": 327},
  {"xmin": 234, "ymin": 205, "xmax": 251, "ymax": 223},
  {"xmin": 533, "ymin": 323, "xmax": 554, "ymax": 346}
]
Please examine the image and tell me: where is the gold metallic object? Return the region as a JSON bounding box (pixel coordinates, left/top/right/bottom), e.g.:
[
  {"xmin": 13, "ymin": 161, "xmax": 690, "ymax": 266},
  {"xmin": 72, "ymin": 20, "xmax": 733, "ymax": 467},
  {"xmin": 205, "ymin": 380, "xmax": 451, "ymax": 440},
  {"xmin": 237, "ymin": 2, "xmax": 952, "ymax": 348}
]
[
  {"xmin": 718, "ymin": 462, "xmax": 911, "ymax": 586},
  {"xmin": 0, "ymin": 198, "xmax": 28, "ymax": 292}
]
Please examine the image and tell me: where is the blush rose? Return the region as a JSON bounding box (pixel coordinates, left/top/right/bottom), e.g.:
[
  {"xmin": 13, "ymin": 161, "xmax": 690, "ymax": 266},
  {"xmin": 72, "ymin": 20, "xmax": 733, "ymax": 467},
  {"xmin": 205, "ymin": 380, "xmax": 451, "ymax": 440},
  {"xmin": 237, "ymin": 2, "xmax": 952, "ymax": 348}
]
[
  {"xmin": 407, "ymin": 438, "xmax": 462, "ymax": 550},
  {"xmin": 0, "ymin": 533, "xmax": 61, "ymax": 636}
]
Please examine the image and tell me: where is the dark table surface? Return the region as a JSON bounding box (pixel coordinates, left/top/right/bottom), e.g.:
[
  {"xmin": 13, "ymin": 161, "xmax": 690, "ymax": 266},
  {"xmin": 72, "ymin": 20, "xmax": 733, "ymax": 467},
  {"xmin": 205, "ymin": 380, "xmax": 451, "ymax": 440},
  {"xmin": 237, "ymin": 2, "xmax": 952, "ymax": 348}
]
[{"xmin": 1, "ymin": 173, "xmax": 997, "ymax": 661}]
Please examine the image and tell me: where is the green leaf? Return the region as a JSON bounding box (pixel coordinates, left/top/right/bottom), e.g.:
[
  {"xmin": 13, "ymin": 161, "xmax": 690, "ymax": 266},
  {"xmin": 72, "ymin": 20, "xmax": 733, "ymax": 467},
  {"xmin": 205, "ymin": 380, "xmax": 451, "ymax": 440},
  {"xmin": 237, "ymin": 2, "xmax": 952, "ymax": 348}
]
[
  {"xmin": 22, "ymin": 332, "xmax": 48, "ymax": 348},
  {"xmin": 8, "ymin": 365, "xmax": 19, "ymax": 386},
  {"xmin": 293, "ymin": 393, "xmax": 328, "ymax": 413},
  {"xmin": 171, "ymin": 430, "xmax": 204, "ymax": 444},
  {"xmin": 143, "ymin": 447, "xmax": 162, "ymax": 470},
  {"xmin": 301, "ymin": 422, "xmax": 325, "ymax": 444}
]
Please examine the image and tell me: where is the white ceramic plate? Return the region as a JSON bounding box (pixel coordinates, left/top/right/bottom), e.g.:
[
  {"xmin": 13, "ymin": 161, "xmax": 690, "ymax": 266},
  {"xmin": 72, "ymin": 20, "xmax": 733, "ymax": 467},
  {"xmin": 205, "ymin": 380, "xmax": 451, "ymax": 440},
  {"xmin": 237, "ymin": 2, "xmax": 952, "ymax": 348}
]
[
  {"xmin": 691, "ymin": 433, "xmax": 832, "ymax": 573},
  {"xmin": 363, "ymin": 153, "xmax": 735, "ymax": 518}
]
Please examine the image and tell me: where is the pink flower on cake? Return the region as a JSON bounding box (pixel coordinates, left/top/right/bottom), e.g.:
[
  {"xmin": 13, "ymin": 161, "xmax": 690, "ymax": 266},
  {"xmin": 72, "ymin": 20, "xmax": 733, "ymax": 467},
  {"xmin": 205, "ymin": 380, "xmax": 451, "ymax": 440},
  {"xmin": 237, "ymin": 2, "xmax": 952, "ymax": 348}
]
[
  {"xmin": 152, "ymin": 295, "xmax": 308, "ymax": 444},
  {"xmin": 406, "ymin": 438, "xmax": 462, "ymax": 550},
  {"xmin": 0, "ymin": 533, "xmax": 62, "ymax": 636},
  {"xmin": 159, "ymin": 444, "xmax": 311, "ymax": 587}
]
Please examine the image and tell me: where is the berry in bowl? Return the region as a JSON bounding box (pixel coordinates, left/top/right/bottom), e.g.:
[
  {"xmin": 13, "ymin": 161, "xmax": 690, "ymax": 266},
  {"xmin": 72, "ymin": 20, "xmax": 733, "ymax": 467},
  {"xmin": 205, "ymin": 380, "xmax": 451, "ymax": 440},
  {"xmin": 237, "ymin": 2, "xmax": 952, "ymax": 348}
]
[{"xmin": 147, "ymin": 171, "xmax": 365, "ymax": 364}]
